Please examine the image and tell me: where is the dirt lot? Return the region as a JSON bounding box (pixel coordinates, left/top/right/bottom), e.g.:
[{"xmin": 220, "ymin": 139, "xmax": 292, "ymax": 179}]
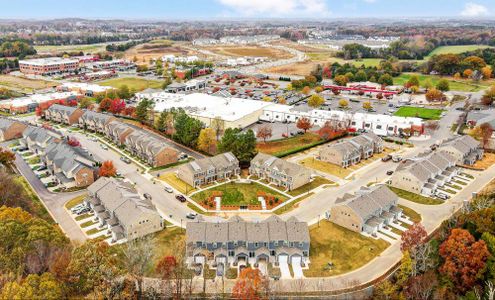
[
  {"xmin": 124, "ymin": 40, "xmax": 199, "ymax": 65},
  {"xmin": 0, "ymin": 75, "xmax": 58, "ymax": 92},
  {"xmin": 269, "ymin": 39, "xmax": 335, "ymax": 53},
  {"xmin": 204, "ymin": 45, "xmax": 293, "ymax": 59}
]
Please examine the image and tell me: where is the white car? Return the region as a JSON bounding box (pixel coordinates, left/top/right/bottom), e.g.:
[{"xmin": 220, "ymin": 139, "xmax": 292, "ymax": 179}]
[{"xmin": 164, "ymin": 186, "xmax": 173, "ymax": 193}]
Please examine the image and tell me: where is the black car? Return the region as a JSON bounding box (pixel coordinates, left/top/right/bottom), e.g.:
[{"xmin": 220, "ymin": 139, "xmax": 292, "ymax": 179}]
[
  {"xmin": 176, "ymin": 194, "xmax": 187, "ymax": 202},
  {"xmin": 386, "ymin": 170, "xmax": 394, "ymax": 175},
  {"xmin": 143, "ymin": 193, "xmax": 152, "ymax": 200}
]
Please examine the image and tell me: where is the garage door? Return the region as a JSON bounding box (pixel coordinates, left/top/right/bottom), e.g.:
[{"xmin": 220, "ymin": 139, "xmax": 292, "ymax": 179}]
[
  {"xmin": 278, "ymin": 255, "xmax": 291, "ymax": 279},
  {"xmin": 194, "ymin": 256, "xmax": 205, "ymax": 264},
  {"xmin": 291, "ymin": 256, "xmax": 304, "ymax": 279}
]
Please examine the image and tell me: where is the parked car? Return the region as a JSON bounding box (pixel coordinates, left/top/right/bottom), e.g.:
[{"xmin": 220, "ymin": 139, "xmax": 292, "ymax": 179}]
[
  {"xmin": 176, "ymin": 194, "xmax": 187, "ymax": 202},
  {"xmin": 382, "ymin": 155, "xmax": 392, "ymax": 162},
  {"xmin": 90, "ymin": 137, "xmax": 98, "ymax": 142},
  {"xmin": 436, "ymin": 193, "xmax": 449, "ymax": 200},
  {"xmin": 186, "ymin": 212, "xmax": 197, "ymax": 219},
  {"xmin": 120, "ymin": 156, "xmax": 131, "ymax": 164},
  {"xmin": 179, "ymin": 153, "xmax": 188, "ymax": 160},
  {"xmin": 143, "ymin": 193, "xmax": 152, "ymax": 200},
  {"xmin": 164, "ymin": 186, "xmax": 173, "ymax": 193},
  {"xmin": 100, "ymin": 144, "xmax": 108, "ymax": 150},
  {"xmin": 38, "ymin": 166, "xmax": 47, "ymax": 171},
  {"xmin": 71, "ymin": 204, "xmax": 87, "ymax": 213},
  {"xmin": 392, "ymin": 155, "xmax": 402, "ymax": 163},
  {"xmin": 386, "ymin": 170, "xmax": 394, "ymax": 175},
  {"xmin": 76, "ymin": 207, "xmax": 90, "ymax": 215},
  {"xmin": 430, "ymin": 144, "xmax": 438, "ymax": 150}
]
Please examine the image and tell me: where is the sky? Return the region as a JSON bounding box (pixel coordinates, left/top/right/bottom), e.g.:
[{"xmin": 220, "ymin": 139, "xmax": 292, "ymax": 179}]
[{"xmin": 0, "ymin": 0, "xmax": 493, "ymax": 19}]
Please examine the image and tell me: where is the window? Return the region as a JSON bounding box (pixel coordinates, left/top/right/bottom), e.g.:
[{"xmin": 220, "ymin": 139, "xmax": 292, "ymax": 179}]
[
  {"xmin": 249, "ymin": 252, "xmax": 255, "ymax": 258},
  {"xmin": 229, "ymin": 251, "xmax": 235, "ymax": 257}
]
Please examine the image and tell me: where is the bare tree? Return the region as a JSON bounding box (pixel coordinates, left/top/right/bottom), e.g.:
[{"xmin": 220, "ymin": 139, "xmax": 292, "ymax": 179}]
[
  {"xmin": 410, "ymin": 242, "xmax": 436, "ymax": 275},
  {"xmin": 123, "ymin": 236, "xmax": 155, "ymax": 300}
]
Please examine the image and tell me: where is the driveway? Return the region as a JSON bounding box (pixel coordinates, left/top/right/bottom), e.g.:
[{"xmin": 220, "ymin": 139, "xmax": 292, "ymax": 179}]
[
  {"xmin": 278, "ymin": 255, "xmax": 291, "ymax": 279},
  {"xmin": 291, "ymin": 257, "xmax": 304, "ymax": 279}
]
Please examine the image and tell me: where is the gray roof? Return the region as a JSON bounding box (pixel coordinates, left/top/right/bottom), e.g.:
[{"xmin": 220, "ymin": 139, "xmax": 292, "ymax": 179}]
[
  {"xmin": 23, "ymin": 126, "xmax": 61, "ymax": 145},
  {"xmin": 181, "ymin": 152, "xmax": 238, "ymax": 173},
  {"xmin": 439, "ymin": 135, "xmax": 480, "ymax": 154},
  {"xmin": 47, "ymin": 104, "xmax": 79, "ymax": 117},
  {"xmin": 341, "ymin": 185, "xmax": 398, "ymax": 220},
  {"xmin": 0, "ymin": 118, "xmax": 16, "ymax": 132},
  {"xmin": 81, "ymin": 110, "xmax": 114, "ymax": 124},
  {"xmin": 251, "ymin": 152, "xmax": 309, "ymax": 177},
  {"xmin": 44, "ymin": 142, "xmax": 95, "ymax": 174}
]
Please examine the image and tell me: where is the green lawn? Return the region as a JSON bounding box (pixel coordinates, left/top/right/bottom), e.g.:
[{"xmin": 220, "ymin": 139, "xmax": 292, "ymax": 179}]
[
  {"xmin": 425, "ymin": 45, "xmax": 493, "ymax": 59},
  {"xmin": 388, "ymin": 186, "xmax": 443, "ymax": 205},
  {"xmin": 398, "ymin": 205, "xmax": 422, "ymax": 223},
  {"xmin": 393, "ymin": 72, "xmax": 490, "ymax": 92},
  {"xmin": 274, "ymin": 192, "xmax": 314, "ymax": 215},
  {"xmin": 287, "ymin": 176, "xmax": 334, "ymax": 196},
  {"xmin": 191, "ymin": 181, "xmax": 288, "ymax": 206},
  {"xmin": 393, "ymin": 106, "xmax": 444, "ymax": 120},
  {"xmin": 99, "ymin": 77, "xmax": 163, "ymax": 92},
  {"xmin": 304, "ymin": 220, "xmax": 390, "ymax": 277},
  {"xmin": 65, "ymin": 194, "xmax": 87, "ymax": 209},
  {"xmin": 159, "ymin": 172, "xmax": 196, "ymax": 195}
]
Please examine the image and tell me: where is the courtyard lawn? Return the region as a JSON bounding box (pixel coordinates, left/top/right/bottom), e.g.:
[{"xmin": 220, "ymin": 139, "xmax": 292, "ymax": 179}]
[
  {"xmin": 159, "ymin": 172, "xmax": 196, "ymax": 195},
  {"xmin": 388, "ymin": 186, "xmax": 443, "ymax": 205},
  {"xmin": 257, "ymin": 132, "xmax": 324, "ymax": 157},
  {"xmin": 393, "ymin": 73, "xmax": 489, "ymax": 92},
  {"xmin": 287, "ymin": 176, "xmax": 335, "ymax": 197},
  {"xmin": 191, "ymin": 181, "xmax": 288, "ymax": 207},
  {"xmin": 65, "ymin": 194, "xmax": 87, "ymax": 209},
  {"xmin": 398, "ymin": 205, "xmax": 422, "ymax": 223},
  {"xmin": 393, "ymin": 107, "xmax": 444, "ymax": 120},
  {"xmin": 99, "ymin": 77, "xmax": 163, "ymax": 92},
  {"xmin": 304, "ymin": 220, "xmax": 390, "ymax": 277}
]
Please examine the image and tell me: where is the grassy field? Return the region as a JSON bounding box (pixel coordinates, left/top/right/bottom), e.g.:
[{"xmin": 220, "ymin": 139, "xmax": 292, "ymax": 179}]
[
  {"xmin": 159, "ymin": 172, "xmax": 196, "ymax": 195},
  {"xmin": 64, "ymin": 194, "xmax": 87, "ymax": 209},
  {"xmin": 99, "ymin": 77, "xmax": 163, "ymax": 92},
  {"xmin": 389, "ymin": 186, "xmax": 443, "ymax": 205},
  {"xmin": 393, "ymin": 106, "xmax": 444, "ymax": 120},
  {"xmin": 205, "ymin": 46, "xmax": 292, "ymax": 59},
  {"xmin": 0, "ymin": 75, "xmax": 58, "ymax": 92},
  {"xmin": 257, "ymin": 133, "xmax": 322, "ymax": 156},
  {"xmin": 398, "ymin": 205, "xmax": 422, "ymax": 223},
  {"xmin": 124, "ymin": 40, "xmax": 195, "ymax": 65},
  {"xmin": 425, "ymin": 45, "xmax": 493, "ymax": 59},
  {"xmin": 393, "ymin": 73, "xmax": 491, "ymax": 92},
  {"xmin": 304, "ymin": 220, "xmax": 390, "ymax": 277},
  {"xmin": 468, "ymin": 153, "xmax": 495, "ymax": 170},
  {"xmin": 34, "ymin": 43, "xmax": 108, "ymax": 54},
  {"xmin": 191, "ymin": 181, "xmax": 288, "ymax": 206},
  {"xmin": 287, "ymin": 176, "xmax": 335, "ymax": 196}
]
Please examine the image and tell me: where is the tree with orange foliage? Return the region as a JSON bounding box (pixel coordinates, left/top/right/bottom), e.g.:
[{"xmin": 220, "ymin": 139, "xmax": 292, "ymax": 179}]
[
  {"xmin": 425, "ymin": 88, "xmax": 445, "ymax": 102},
  {"xmin": 296, "ymin": 117, "xmax": 312, "ymax": 133},
  {"xmin": 439, "ymin": 228, "xmax": 490, "ymax": 293},
  {"xmin": 256, "ymin": 124, "xmax": 272, "ymax": 143},
  {"xmin": 463, "ymin": 68, "xmax": 473, "ymax": 78},
  {"xmin": 99, "ymin": 97, "xmax": 112, "ymax": 112},
  {"xmin": 232, "ymin": 267, "xmax": 269, "ymax": 300},
  {"xmin": 481, "ymin": 66, "xmax": 493, "ymax": 80},
  {"xmin": 400, "ymin": 222, "xmax": 427, "ymax": 252},
  {"xmin": 98, "ymin": 160, "xmax": 117, "ymax": 177},
  {"xmin": 0, "ymin": 147, "xmax": 16, "ymax": 169}
]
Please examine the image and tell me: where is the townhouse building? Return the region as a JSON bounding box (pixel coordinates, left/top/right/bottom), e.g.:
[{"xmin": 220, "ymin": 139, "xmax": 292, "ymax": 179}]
[
  {"xmin": 186, "ymin": 215, "xmax": 310, "ymax": 267},
  {"xmin": 44, "ymin": 104, "xmax": 84, "ymax": 125},
  {"xmin": 0, "ymin": 118, "xmax": 27, "ymax": 142},
  {"xmin": 78, "ymin": 110, "xmax": 116, "ymax": 132},
  {"xmin": 85, "ymin": 177, "xmax": 164, "ymax": 242},
  {"xmin": 178, "ymin": 152, "xmax": 240, "ymax": 188},
  {"xmin": 249, "ymin": 153, "xmax": 312, "ymax": 191},
  {"xmin": 318, "ymin": 132, "xmax": 384, "ymax": 168},
  {"xmin": 104, "ymin": 121, "xmax": 135, "ymax": 146},
  {"xmin": 330, "ymin": 185, "xmax": 402, "ymax": 235},
  {"xmin": 20, "ymin": 126, "xmax": 62, "ymax": 155},
  {"xmin": 389, "ymin": 151, "xmax": 458, "ymax": 196},
  {"xmin": 43, "ymin": 142, "xmax": 96, "ymax": 188},
  {"xmin": 124, "ymin": 129, "xmax": 179, "ymax": 167},
  {"xmin": 438, "ymin": 135, "xmax": 483, "ymax": 165}
]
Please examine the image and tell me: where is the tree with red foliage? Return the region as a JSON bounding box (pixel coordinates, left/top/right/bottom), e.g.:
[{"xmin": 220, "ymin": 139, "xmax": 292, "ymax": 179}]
[
  {"xmin": 400, "ymin": 222, "xmax": 427, "ymax": 252},
  {"xmin": 404, "ymin": 270, "xmax": 438, "ymax": 300},
  {"xmin": 256, "ymin": 125, "xmax": 272, "ymax": 143},
  {"xmin": 479, "ymin": 122, "xmax": 493, "ymax": 149},
  {"xmin": 376, "ymin": 93, "xmax": 384, "ymax": 100},
  {"xmin": 296, "ymin": 117, "xmax": 312, "ymax": 133},
  {"xmin": 109, "ymin": 98, "xmax": 126, "ymax": 115},
  {"xmin": 98, "ymin": 160, "xmax": 117, "ymax": 177},
  {"xmin": 323, "ymin": 66, "xmax": 332, "ymax": 78},
  {"xmin": 99, "ymin": 97, "xmax": 112, "ymax": 112},
  {"xmin": 232, "ymin": 267, "xmax": 268, "ymax": 300},
  {"xmin": 439, "ymin": 228, "xmax": 490, "ymax": 292},
  {"xmin": 318, "ymin": 121, "xmax": 338, "ymax": 140},
  {"xmin": 67, "ymin": 137, "xmax": 81, "ymax": 147},
  {"xmin": 122, "ymin": 106, "xmax": 136, "ymax": 117},
  {"xmin": 66, "ymin": 99, "xmax": 78, "ymax": 107},
  {"xmin": 35, "ymin": 106, "xmax": 44, "ymax": 117},
  {"xmin": 331, "ymin": 87, "xmax": 340, "ymax": 95}
]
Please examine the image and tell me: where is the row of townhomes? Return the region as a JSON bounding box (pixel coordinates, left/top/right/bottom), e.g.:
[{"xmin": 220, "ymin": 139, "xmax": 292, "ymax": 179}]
[
  {"xmin": 0, "ymin": 117, "xmax": 27, "ymax": 142},
  {"xmin": 43, "ymin": 106, "xmax": 180, "ymax": 168},
  {"xmin": 85, "ymin": 177, "xmax": 164, "ymax": 242},
  {"xmin": 438, "ymin": 135, "xmax": 483, "ymax": 165},
  {"xmin": 178, "ymin": 152, "xmax": 312, "ymax": 191},
  {"xmin": 330, "ymin": 185, "xmax": 402, "ymax": 235},
  {"xmin": 178, "ymin": 152, "xmax": 240, "ymax": 187},
  {"xmin": 186, "ymin": 215, "xmax": 310, "ymax": 267},
  {"xmin": 44, "ymin": 104, "xmax": 84, "ymax": 125},
  {"xmin": 390, "ymin": 151, "xmax": 458, "ymax": 196},
  {"xmin": 249, "ymin": 153, "xmax": 312, "ymax": 191},
  {"xmin": 20, "ymin": 126, "xmax": 97, "ymax": 187},
  {"xmin": 318, "ymin": 132, "xmax": 384, "ymax": 168}
]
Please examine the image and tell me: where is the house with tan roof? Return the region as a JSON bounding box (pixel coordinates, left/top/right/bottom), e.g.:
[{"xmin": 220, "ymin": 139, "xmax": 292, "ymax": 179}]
[
  {"xmin": 104, "ymin": 121, "xmax": 135, "ymax": 146},
  {"xmin": 249, "ymin": 153, "xmax": 312, "ymax": 191},
  {"xmin": 389, "ymin": 151, "xmax": 458, "ymax": 196},
  {"xmin": 85, "ymin": 177, "xmax": 164, "ymax": 242},
  {"xmin": 44, "ymin": 104, "xmax": 84, "ymax": 125},
  {"xmin": 330, "ymin": 185, "xmax": 402, "ymax": 235},
  {"xmin": 78, "ymin": 110, "xmax": 116, "ymax": 132},
  {"xmin": 438, "ymin": 135, "xmax": 483, "ymax": 165},
  {"xmin": 186, "ymin": 215, "xmax": 310, "ymax": 268},
  {"xmin": 0, "ymin": 118, "xmax": 27, "ymax": 142},
  {"xmin": 178, "ymin": 152, "xmax": 240, "ymax": 187}
]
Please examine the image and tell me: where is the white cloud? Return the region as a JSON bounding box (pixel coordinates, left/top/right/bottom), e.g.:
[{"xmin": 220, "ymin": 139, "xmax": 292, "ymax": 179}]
[
  {"xmin": 217, "ymin": 0, "xmax": 331, "ymax": 17},
  {"xmin": 461, "ymin": 2, "xmax": 488, "ymax": 17}
]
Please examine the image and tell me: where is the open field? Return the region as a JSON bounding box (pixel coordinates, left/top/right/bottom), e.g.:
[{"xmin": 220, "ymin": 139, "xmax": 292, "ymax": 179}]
[
  {"xmin": 124, "ymin": 40, "xmax": 198, "ymax": 65},
  {"xmin": 425, "ymin": 44, "xmax": 493, "ymax": 59},
  {"xmin": 34, "ymin": 43, "xmax": 108, "ymax": 54},
  {"xmin": 99, "ymin": 77, "xmax": 163, "ymax": 92},
  {"xmin": 159, "ymin": 172, "xmax": 196, "ymax": 195},
  {"xmin": 304, "ymin": 220, "xmax": 390, "ymax": 277},
  {"xmin": 205, "ymin": 45, "xmax": 293, "ymax": 59},
  {"xmin": 0, "ymin": 75, "xmax": 58, "ymax": 92},
  {"xmin": 257, "ymin": 133, "xmax": 323, "ymax": 157},
  {"xmin": 389, "ymin": 186, "xmax": 443, "ymax": 205},
  {"xmin": 394, "ymin": 107, "xmax": 444, "ymax": 120},
  {"xmin": 393, "ymin": 73, "xmax": 492, "ymax": 92},
  {"xmin": 191, "ymin": 181, "xmax": 288, "ymax": 206},
  {"xmin": 467, "ymin": 153, "xmax": 495, "ymax": 170},
  {"xmin": 269, "ymin": 39, "xmax": 336, "ymax": 53}
]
